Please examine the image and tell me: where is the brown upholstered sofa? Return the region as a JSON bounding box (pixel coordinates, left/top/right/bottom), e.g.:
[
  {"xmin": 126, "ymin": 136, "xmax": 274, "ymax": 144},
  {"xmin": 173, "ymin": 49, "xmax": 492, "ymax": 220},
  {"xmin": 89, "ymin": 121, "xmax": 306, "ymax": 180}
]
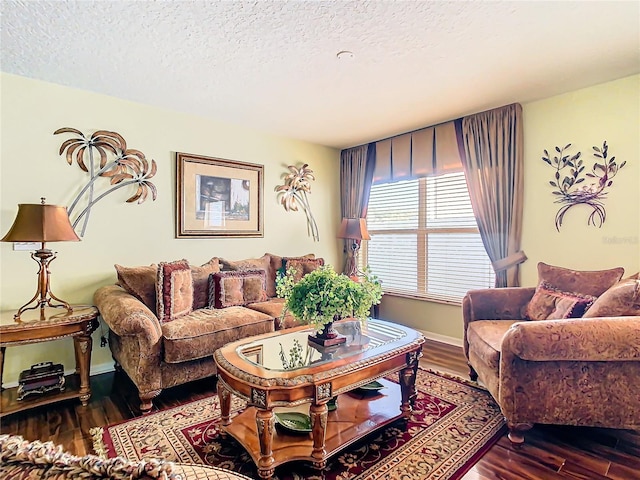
[
  {"xmin": 0, "ymin": 434, "xmax": 251, "ymax": 480},
  {"xmin": 463, "ymin": 262, "xmax": 640, "ymax": 443},
  {"xmin": 94, "ymin": 253, "xmax": 319, "ymax": 414}
]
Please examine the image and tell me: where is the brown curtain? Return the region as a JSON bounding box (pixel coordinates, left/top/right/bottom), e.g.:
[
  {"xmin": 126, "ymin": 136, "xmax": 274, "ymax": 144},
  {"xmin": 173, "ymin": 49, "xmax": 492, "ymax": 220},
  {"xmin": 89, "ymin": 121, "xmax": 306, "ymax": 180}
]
[
  {"xmin": 456, "ymin": 103, "xmax": 527, "ymax": 287},
  {"xmin": 340, "ymin": 143, "xmax": 376, "ymax": 273}
]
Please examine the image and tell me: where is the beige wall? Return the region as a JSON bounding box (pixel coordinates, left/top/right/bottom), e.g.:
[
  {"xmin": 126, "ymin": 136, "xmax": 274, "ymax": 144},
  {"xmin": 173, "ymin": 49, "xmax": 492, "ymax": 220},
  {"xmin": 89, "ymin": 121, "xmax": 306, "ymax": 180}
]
[
  {"xmin": 379, "ymin": 74, "xmax": 640, "ymax": 341},
  {"xmin": 0, "ymin": 73, "xmax": 340, "ymax": 383}
]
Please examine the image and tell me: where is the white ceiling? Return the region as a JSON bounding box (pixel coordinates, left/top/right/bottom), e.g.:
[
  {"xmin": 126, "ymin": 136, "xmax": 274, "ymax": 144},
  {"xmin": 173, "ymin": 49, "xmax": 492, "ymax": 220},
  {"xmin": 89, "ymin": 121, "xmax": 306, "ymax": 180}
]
[{"xmin": 2, "ymin": 1, "xmax": 639, "ymax": 149}]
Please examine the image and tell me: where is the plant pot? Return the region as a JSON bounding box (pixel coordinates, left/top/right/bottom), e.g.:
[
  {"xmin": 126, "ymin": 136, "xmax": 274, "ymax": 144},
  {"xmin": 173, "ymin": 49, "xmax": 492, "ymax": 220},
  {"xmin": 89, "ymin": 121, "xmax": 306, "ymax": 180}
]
[{"xmin": 308, "ymin": 321, "xmax": 346, "ymax": 347}]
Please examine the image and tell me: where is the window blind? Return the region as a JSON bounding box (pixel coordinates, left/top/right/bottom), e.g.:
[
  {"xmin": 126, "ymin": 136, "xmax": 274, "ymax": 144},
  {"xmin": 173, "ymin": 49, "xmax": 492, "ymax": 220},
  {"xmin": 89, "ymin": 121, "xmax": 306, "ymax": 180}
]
[{"xmin": 362, "ymin": 172, "xmax": 494, "ymax": 303}]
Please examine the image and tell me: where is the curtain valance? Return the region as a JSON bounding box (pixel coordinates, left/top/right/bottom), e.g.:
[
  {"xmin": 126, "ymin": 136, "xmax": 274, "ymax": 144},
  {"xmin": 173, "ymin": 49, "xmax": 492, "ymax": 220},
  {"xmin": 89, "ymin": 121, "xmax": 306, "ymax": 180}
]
[{"xmin": 373, "ymin": 120, "xmax": 462, "ymax": 184}]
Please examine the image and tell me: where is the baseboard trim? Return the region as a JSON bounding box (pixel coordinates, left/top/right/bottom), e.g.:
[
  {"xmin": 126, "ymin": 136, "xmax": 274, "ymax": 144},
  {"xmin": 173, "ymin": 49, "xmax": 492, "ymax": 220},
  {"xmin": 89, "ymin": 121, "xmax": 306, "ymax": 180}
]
[{"xmin": 417, "ymin": 329, "xmax": 463, "ymax": 348}]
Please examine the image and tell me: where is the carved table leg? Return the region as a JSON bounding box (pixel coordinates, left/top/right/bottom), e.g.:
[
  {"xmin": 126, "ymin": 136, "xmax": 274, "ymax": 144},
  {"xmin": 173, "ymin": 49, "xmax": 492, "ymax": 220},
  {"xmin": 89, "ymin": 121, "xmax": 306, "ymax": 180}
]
[
  {"xmin": 399, "ymin": 363, "xmax": 419, "ymax": 419},
  {"xmin": 255, "ymin": 408, "xmax": 275, "ymax": 479},
  {"xmin": 73, "ymin": 334, "xmax": 92, "ymax": 406},
  {"xmin": 217, "ymin": 381, "xmax": 232, "ymax": 426},
  {"xmin": 310, "ymin": 402, "xmax": 328, "ymax": 468}
]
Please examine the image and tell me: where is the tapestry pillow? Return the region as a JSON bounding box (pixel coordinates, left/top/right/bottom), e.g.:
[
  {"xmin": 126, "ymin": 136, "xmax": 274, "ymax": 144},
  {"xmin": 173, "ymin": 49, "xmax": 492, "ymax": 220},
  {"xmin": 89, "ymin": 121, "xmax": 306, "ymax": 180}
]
[
  {"xmin": 156, "ymin": 259, "xmax": 194, "ymax": 323},
  {"xmin": 190, "ymin": 257, "xmax": 221, "ymax": 310},
  {"xmin": 209, "ymin": 270, "xmax": 268, "ymax": 309},
  {"xmin": 220, "ymin": 254, "xmax": 273, "ymax": 297},
  {"xmin": 268, "ymin": 253, "xmax": 315, "ymax": 297},
  {"xmin": 583, "ymin": 274, "xmax": 640, "ymax": 318},
  {"xmin": 114, "ymin": 263, "xmax": 157, "ymax": 312},
  {"xmin": 526, "ymin": 281, "xmax": 597, "ymax": 321},
  {"xmin": 285, "ymin": 257, "xmax": 325, "ymax": 284},
  {"xmin": 536, "ymin": 262, "xmax": 624, "ymax": 297}
]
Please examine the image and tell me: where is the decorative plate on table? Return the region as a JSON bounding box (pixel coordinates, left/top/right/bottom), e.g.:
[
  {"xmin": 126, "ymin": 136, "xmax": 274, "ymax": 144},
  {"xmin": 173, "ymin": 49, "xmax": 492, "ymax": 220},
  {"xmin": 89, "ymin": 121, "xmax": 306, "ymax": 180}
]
[
  {"xmin": 274, "ymin": 412, "xmax": 312, "ymax": 433},
  {"xmin": 356, "ymin": 380, "xmax": 386, "ymax": 392}
]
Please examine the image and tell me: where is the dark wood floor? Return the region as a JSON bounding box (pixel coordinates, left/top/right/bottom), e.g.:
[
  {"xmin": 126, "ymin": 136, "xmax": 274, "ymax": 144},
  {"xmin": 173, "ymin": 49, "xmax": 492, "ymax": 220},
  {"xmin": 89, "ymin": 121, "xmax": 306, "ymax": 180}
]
[{"xmin": 1, "ymin": 339, "xmax": 639, "ymax": 480}]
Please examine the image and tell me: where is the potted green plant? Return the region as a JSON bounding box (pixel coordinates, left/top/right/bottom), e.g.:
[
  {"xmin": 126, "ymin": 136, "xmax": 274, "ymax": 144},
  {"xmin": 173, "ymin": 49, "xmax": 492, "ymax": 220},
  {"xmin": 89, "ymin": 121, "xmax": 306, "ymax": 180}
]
[{"xmin": 277, "ymin": 265, "xmax": 383, "ymax": 347}]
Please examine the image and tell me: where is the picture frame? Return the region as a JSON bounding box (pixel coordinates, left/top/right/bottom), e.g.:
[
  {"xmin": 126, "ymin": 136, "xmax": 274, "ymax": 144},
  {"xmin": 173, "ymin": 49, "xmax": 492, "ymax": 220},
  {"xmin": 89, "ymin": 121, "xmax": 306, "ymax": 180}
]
[{"xmin": 176, "ymin": 152, "xmax": 264, "ymax": 238}]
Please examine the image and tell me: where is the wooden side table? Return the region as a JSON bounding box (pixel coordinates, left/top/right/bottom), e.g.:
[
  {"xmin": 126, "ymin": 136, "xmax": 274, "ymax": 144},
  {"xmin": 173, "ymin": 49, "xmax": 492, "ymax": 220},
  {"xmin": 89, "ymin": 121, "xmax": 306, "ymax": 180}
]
[{"xmin": 0, "ymin": 305, "xmax": 99, "ymax": 418}]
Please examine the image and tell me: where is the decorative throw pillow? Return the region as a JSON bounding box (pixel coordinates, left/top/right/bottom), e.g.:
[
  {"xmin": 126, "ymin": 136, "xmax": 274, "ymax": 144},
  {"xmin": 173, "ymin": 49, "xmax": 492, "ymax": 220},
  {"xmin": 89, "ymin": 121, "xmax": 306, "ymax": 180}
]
[
  {"xmin": 583, "ymin": 275, "xmax": 640, "ymax": 318},
  {"xmin": 220, "ymin": 254, "xmax": 273, "ymax": 296},
  {"xmin": 209, "ymin": 270, "xmax": 268, "ymax": 309},
  {"xmin": 114, "ymin": 264, "xmax": 157, "ymax": 312},
  {"xmin": 156, "ymin": 259, "xmax": 194, "ymax": 323},
  {"xmin": 526, "ymin": 281, "xmax": 597, "ymax": 321},
  {"xmin": 536, "ymin": 262, "xmax": 624, "ymax": 297},
  {"xmin": 268, "ymin": 253, "xmax": 315, "ymax": 297},
  {"xmin": 285, "ymin": 257, "xmax": 325, "ymax": 283},
  {"xmin": 190, "ymin": 257, "xmax": 220, "ymax": 310}
]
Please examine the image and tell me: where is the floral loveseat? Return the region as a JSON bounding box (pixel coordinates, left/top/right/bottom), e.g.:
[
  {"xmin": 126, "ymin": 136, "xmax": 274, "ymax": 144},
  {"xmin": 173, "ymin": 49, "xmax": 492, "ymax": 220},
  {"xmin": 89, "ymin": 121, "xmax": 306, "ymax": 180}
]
[
  {"xmin": 463, "ymin": 262, "xmax": 640, "ymax": 443},
  {"xmin": 94, "ymin": 253, "xmax": 323, "ymax": 414},
  {"xmin": 0, "ymin": 434, "xmax": 251, "ymax": 480}
]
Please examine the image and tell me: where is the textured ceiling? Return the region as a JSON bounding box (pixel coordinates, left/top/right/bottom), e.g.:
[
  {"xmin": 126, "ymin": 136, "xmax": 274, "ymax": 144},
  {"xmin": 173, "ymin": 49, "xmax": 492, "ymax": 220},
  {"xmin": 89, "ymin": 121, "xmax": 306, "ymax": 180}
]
[{"xmin": 2, "ymin": 0, "xmax": 639, "ymax": 149}]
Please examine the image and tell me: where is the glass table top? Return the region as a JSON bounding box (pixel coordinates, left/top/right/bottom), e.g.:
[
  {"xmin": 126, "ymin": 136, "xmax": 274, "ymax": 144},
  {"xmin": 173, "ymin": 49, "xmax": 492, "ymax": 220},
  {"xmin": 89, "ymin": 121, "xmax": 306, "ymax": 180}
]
[{"xmin": 236, "ymin": 319, "xmax": 408, "ymax": 372}]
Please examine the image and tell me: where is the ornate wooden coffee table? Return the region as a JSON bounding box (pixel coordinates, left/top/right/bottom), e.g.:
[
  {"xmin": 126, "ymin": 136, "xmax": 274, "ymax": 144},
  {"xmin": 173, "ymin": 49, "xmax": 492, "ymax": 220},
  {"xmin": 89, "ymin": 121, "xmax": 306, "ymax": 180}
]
[{"xmin": 213, "ymin": 318, "xmax": 425, "ymax": 479}]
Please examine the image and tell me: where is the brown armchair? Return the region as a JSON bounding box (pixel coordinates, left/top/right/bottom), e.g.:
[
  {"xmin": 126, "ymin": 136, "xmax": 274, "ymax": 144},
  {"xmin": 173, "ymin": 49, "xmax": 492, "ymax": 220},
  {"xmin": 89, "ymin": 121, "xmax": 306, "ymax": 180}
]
[{"xmin": 463, "ymin": 264, "xmax": 640, "ymax": 444}]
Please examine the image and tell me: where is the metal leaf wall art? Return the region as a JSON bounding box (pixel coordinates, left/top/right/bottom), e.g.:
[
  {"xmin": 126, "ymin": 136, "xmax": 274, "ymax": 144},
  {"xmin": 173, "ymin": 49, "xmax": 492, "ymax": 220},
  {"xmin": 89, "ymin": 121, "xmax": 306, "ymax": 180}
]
[
  {"xmin": 275, "ymin": 163, "xmax": 319, "ymax": 241},
  {"xmin": 542, "ymin": 140, "xmax": 626, "ymax": 231},
  {"xmin": 54, "ymin": 128, "xmax": 157, "ymax": 237}
]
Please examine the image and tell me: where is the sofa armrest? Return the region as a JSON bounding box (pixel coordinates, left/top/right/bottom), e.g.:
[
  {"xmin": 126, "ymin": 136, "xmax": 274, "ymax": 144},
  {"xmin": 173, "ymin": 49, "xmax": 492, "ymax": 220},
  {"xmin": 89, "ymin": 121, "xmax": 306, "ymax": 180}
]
[
  {"xmin": 502, "ymin": 317, "xmax": 640, "ymax": 362},
  {"xmin": 94, "ymin": 285, "xmax": 162, "ymax": 345},
  {"xmin": 463, "ymin": 287, "xmax": 535, "ymax": 358}
]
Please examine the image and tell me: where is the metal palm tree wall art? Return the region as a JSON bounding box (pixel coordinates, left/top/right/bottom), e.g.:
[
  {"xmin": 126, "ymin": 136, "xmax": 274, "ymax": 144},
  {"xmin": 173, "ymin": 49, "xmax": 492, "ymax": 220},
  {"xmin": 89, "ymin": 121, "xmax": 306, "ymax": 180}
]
[
  {"xmin": 275, "ymin": 163, "xmax": 319, "ymax": 241},
  {"xmin": 54, "ymin": 128, "xmax": 157, "ymax": 237},
  {"xmin": 542, "ymin": 140, "xmax": 626, "ymax": 231}
]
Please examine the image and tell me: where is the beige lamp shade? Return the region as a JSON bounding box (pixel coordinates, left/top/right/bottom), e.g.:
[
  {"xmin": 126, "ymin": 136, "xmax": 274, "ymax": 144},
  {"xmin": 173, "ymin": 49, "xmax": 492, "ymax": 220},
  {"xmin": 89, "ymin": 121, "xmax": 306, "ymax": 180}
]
[
  {"xmin": 337, "ymin": 217, "xmax": 371, "ymax": 241},
  {"xmin": 1, "ymin": 202, "xmax": 80, "ymax": 243}
]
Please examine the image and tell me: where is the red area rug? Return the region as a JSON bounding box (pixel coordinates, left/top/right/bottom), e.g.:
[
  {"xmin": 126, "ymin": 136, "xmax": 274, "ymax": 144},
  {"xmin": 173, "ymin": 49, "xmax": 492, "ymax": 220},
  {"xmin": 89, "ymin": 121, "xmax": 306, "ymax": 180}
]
[{"xmin": 91, "ymin": 369, "xmax": 505, "ymax": 480}]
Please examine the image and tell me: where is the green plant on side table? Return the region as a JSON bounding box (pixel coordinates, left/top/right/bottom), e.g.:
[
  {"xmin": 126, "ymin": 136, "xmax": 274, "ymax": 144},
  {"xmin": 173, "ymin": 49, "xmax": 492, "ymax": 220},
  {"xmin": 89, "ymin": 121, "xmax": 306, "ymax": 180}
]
[{"xmin": 277, "ymin": 265, "xmax": 383, "ymax": 347}]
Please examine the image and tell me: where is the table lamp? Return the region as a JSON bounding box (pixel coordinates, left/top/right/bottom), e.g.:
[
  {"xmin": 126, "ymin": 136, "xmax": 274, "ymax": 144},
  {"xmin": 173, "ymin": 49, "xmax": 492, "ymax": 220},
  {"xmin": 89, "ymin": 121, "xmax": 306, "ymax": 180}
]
[
  {"xmin": 337, "ymin": 217, "xmax": 370, "ymax": 278},
  {"xmin": 1, "ymin": 198, "xmax": 80, "ymax": 321}
]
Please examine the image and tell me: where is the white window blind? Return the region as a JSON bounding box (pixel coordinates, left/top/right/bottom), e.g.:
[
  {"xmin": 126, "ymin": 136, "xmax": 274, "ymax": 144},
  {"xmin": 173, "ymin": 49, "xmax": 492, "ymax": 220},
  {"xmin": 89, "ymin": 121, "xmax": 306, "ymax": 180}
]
[{"xmin": 362, "ymin": 172, "xmax": 494, "ymax": 303}]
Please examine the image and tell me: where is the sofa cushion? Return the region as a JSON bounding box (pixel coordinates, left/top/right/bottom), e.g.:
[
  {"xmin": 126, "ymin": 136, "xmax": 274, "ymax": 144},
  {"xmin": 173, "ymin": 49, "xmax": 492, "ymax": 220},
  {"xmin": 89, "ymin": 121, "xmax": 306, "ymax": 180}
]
[
  {"xmin": 246, "ymin": 297, "xmax": 302, "ymax": 329},
  {"xmin": 285, "ymin": 257, "xmax": 325, "ymax": 283},
  {"xmin": 526, "ymin": 281, "xmax": 597, "ymax": 321},
  {"xmin": 156, "ymin": 259, "xmax": 193, "ymax": 323},
  {"xmin": 467, "ymin": 320, "xmax": 519, "ymax": 370},
  {"xmin": 115, "ymin": 263, "xmax": 157, "ymax": 312},
  {"xmin": 268, "ymin": 253, "xmax": 315, "ymax": 296},
  {"xmin": 190, "ymin": 257, "xmax": 221, "ymax": 310},
  {"xmin": 161, "ymin": 307, "xmax": 273, "ymax": 363},
  {"xmin": 209, "ymin": 270, "xmax": 267, "ymax": 309},
  {"xmin": 220, "ymin": 254, "xmax": 273, "ymax": 296},
  {"xmin": 536, "ymin": 262, "xmax": 624, "ymax": 297},
  {"xmin": 583, "ymin": 275, "xmax": 640, "ymax": 318}
]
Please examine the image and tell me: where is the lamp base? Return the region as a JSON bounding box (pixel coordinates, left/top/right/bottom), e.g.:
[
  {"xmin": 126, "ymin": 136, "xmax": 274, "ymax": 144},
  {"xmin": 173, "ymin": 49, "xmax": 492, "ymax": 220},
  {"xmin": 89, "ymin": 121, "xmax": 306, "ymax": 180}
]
[{"xmin": 14, "ymin": 247, "xmax": 73, "ymax": 322}]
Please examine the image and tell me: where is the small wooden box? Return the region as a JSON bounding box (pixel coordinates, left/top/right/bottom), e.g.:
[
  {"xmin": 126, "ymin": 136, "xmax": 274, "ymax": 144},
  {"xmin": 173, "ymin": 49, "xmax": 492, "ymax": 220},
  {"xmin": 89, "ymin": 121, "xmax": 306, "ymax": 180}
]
[{"xmin": 17, "ymin": 362, "xmax": 65, "ymax": 401}]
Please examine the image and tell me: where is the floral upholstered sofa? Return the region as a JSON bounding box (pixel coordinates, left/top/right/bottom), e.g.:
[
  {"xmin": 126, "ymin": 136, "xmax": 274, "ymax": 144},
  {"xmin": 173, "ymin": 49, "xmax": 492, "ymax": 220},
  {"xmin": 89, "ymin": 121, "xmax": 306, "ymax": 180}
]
[
  {"xmin": 0, "ymin": 434, "xmax": 251, "ymax": 480},
  {"xmin": 94, "ymin": 253, "xmax": 323, "ymax": 414},
  {"xmin": 463, "ymin": 262, "xmax": 640, "ymax": 443}
]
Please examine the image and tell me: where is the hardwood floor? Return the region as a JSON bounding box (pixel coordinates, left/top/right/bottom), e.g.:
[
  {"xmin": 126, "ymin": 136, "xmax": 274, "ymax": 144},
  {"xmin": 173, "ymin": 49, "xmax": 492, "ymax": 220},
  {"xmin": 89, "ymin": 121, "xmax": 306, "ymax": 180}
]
[{"xmin": 1, "ymin": 339, "xmax": 638, "ymax": 479}]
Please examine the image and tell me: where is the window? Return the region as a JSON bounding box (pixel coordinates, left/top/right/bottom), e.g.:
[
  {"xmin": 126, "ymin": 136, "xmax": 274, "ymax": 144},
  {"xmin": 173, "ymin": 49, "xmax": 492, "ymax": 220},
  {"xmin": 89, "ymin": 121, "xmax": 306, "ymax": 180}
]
[{"xmin": 361, "ymin": 171, "xmax": 494, "ymax": 303}]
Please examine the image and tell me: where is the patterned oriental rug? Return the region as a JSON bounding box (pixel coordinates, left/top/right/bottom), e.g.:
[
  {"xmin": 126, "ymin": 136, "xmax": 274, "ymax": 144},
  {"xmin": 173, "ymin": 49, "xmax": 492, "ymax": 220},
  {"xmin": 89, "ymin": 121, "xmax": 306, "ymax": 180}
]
[{"xmin": 91, "ymin": 369, "xmax": 505, "ymax": 480}]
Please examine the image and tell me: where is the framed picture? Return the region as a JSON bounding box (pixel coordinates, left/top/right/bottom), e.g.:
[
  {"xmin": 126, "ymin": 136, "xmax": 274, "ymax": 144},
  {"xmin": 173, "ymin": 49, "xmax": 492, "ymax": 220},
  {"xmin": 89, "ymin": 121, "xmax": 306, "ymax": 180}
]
[{"xmin": 176, "ymin": 153, "xmax": 264, "ymax": 238}]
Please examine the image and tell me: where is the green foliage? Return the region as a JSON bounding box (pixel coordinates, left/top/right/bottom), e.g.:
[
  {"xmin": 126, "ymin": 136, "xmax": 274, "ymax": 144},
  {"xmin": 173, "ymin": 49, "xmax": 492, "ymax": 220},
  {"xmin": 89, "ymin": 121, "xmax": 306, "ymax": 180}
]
[
  {"xmin": 279, "ymin": 338, "xmax": 310, "ymax": 369},
  {"xmin": 285, "ymin": 265, "xmax": 382, "ymax": 331}
]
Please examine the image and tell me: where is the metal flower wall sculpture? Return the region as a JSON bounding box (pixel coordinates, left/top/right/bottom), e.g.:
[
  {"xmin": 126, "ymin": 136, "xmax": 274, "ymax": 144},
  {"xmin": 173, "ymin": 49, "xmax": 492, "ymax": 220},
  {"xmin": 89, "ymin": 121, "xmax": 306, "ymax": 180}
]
[
  {"xmin": 275, "ymin": 163, "xmax": 319, "ymax": 241},
  {"xmin": 54, "ymin": 128, "xmax": 157, "ymax": 237},
  {"xmin": 542, "ymin": 140, "xmax": 626, "ymax": 231}
]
